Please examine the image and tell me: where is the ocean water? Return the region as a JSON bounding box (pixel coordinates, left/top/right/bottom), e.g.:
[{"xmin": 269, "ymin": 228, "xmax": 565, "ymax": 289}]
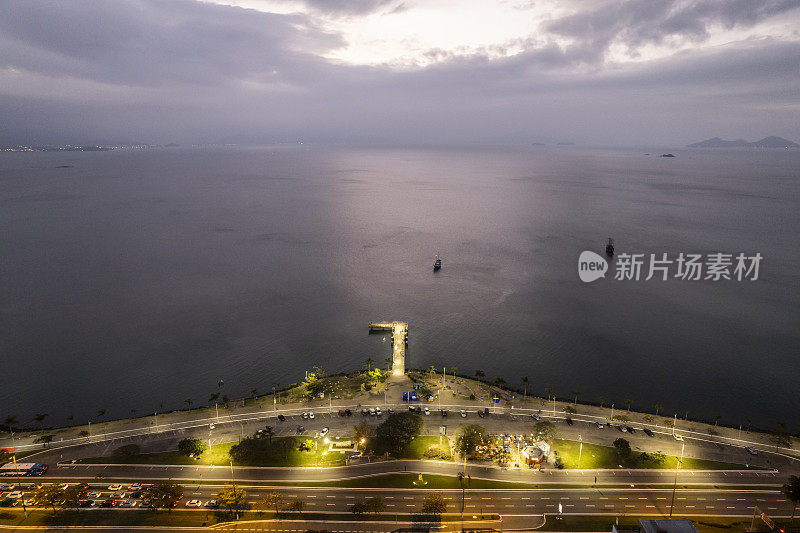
[{"xmin": 1, "ymin": 145, "xmax": 798, "ymax": 431}]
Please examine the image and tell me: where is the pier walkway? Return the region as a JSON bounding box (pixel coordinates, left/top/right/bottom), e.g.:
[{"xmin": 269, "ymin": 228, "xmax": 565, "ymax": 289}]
[{"xmin": 369, "ymin": 321, "xmax": 408, "ymax": 376}]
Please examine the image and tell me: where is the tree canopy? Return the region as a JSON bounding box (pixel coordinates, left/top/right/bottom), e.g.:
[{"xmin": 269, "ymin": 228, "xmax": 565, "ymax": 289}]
[
  {"xmin": 375, "ymin": 412, "xmax": 423, "ymax": 455},
  {"xmin": 613, "ymin": 438, "xmax": 632, "ymax": 459},
  {"xmin": 177, "ymin": 438, "xmax": 207, "ymax": 457},
  {"xmin": 146, "ymin": 481, "xmax": 184, "ymax": 512},
  {"xmin": 533, "ymin": 421, "xmax": 557, "ymax": 441},
  {"xmin": 454, "ymin": 424, "xmax": 486, "ymax": 458}
]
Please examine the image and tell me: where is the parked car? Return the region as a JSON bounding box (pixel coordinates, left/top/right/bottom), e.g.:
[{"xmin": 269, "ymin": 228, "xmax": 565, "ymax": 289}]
[
  {"xmin": 745, "ymin": 446, "xmax": 758, "ymax": 455},
  {"xmin": 338, "ymin": 410, "xmax": 346, "ymax": 417},
  {"xmin": 531, "ymin": 413, "xmax": 541, "ymax": 420},
  {"xmin": 440, "ymin": 409, "xmax": 448, "ymax": 416},
  {"xmin": 344, "ymin": 409, "xmax": 352, "ymax": 416},
  {"xmin": 369, "ymin": 408, "xmax": 376, "ymax": 416},
  {"xmin": 209, "ymin": 423, "xmax": 215, "ymax": 430},
  {"xmin": 363, "ymin": 408, "xmax": 370, "ymax": 416},
  {"xmin": 408, "ymin": 406, "xmax": 415, "ymax": 412},
  {"xmin": 477, "ymin": 410, "xmax": 485, "ymax": 418},
  {"xmin": 595, "ymin": 421, "xmax": 605, "ymax": 429},
  {"xmin": 565, "ymin": 417, "xmax": 574, "ymax": 426},
  {"xmin": 6, "ymin": 492, "xmax": 22, "ymax": 499},
  {"xmin": 111, "ymin": 491, "xmax": 126, "ymax": 499},
  {"xmin": 386, "ymin": 408, "xmax": 394, "ymax": 414},
  {"xmin": 643, "ymin": 428, "xmax": 654, "ymax": 437},
  {"xmin": 424, "ymin": 407, "xmax": 430, "ymax": 415},
  {"xmin": 308, "ymin": 411, "xmax": 315, "ymax": 419},
  {"xmin": 302, "ymin": 412, "xmax": 309, "ymax": 419},
  {"xmin": 626, "ymin": 426, "xmax": 636, "ymax": 433},
  {"xmin": 277, "ymin": 414, "xmax": 286, "ymax": 422},
  {"xmin": 320, "ymin": 427, "xmax": 329, "ymax": 437},
  {"xmin": 101, "ymin": 499, "xmax": 115, "ymax": 508},
  {"xmin": 296, "ymin": 425, "xmax": 305, "ymax": 434},
  {"xmin": 460, "ymin": 410, "xmax": 467, "ymax": 418},
  {"xmin": 376, "ymin": 408, "xmax": 382, "ymax": 416},
  {"xmin": 78, "ymin": 499, "xmax": 94, "ymax": 508}
]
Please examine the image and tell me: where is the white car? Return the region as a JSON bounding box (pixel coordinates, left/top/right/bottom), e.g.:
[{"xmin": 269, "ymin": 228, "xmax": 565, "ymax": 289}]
[
  {"xmin": 308, "ymin": 411, "xmax": 315, "ymax": 419},
  {"xmin": 204, "ymin": 499, "xmax": 219, "ymax": 508},
  {"xmin": 0, "ymin": 484, "xmax": 15, "ymax": 491},
  {"xmin": 209, "ymin": 423, "xmax": 215, "ymax": 430},
  {"xmin": 424, "ymin": 407, "xmax": 430, "ymax": 415},
  {"xmin": 107, "ymin": 484, "xmax": 123, "ymax": 491},
  {"xmin": 320, "ymin": 427, "xmax": 329, "ymax": 437},
  {"xmin": 128, "ymin": 483, "xmax": 141, "ymax": 490},
  {"xmin": 531, "ymin": 413, "xmax": 541, "ymax": 420},
  {"xmin": 369, "ymin": 408, "xmax": 376, "ymax": 416},
  {"xmin": 119, "ymin": 499, "xmax": 137, "ymax": 507},
  {"xmin": 186, "ymin": 499, "xmax": 203, "ymax": 507},
  {"xmin": 302, "ymin": 412, "xmax": 309, "ymax": 419},
  {"xmin": 460, "ymin": 410, "xmax": 467, "ymax": 418},
  {"xmin": 375, "ymin": 408, "xmax": 382, "ymax": 416},
  {"xmin": 7, "ymin": 491, "xmax": 22, "ymax": 499},
  {"xmin": 88, "ymin": 492, "xmax": 103, "ymax": 499}
]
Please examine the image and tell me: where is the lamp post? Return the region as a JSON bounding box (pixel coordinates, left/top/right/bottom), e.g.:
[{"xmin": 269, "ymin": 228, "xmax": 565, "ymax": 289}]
[
  {"xmin": 577, "ymin": 435, "xmax": 583, "ymax": 469},
  {"xmin": 669, "ymin": 437, "xmax": 685, "ymax": 518}
]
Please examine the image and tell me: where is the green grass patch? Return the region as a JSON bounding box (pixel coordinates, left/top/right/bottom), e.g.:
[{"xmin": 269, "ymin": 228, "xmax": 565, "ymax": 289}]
[
  {"xmin": 551, "ymin": 439, "xmax": 749, "ymax": 470},
  {"xmin": 366, "ymin": 434, "xmax": 452, "ymax": 460},
  {"xmin": 78, "ymin": 437, "xmax": 347, "ymax": 467},
  {"xmin": 284, "ymin": 473, "xmax": 532, "ymax": 489}
]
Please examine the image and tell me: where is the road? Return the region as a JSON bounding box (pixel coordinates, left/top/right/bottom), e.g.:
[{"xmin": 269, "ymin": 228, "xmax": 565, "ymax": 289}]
[
  {"xmin": 1, "ymin": 482, "xmax": 794, "ymax": 518},
  {"xmin": 25, "ymin": 406, "xmax": 796, "ymax": 476}
]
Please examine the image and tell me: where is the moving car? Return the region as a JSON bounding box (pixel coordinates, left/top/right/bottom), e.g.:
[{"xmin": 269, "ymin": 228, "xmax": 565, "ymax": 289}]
[
  {"xmin": 107, "ymin": 484, "xmax": 122, "ymax": 491},
  {"xmin": 128, "ymin": 483, "xmax": 141, "ymax": 490},
  {"xmin": 205, "ymin": 499, "xmax": 219, "ymax": 508},
  {"xmin": 88, "ymin": 491, "xmax": 103, "ymax": 499},
  {"xmin": 120, "ymin": 499, "xmax": 138, "ymax": 507},
  {"xmin": 186, "ymin": 499, "xmax": 203, "ymax": 507},
  {"xmin": 7, "ymin": 491, "xmax": 22, "ymax": 499}
]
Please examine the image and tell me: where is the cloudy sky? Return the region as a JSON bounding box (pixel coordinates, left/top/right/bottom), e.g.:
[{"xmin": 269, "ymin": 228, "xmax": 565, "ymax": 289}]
[{"xmin": 1, "ymin": 0, "xmax": 799, "ymax": 146}]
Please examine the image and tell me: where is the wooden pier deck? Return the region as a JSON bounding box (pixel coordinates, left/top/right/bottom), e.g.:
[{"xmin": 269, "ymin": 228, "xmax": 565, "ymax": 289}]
[{"xmin": 369, "ymin": 321, "xmax": 408, "ymax": 376}]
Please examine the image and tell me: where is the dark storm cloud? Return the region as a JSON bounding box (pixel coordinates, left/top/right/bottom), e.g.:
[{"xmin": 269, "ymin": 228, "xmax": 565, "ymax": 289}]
[
  {"xmin": 0, "ymin": 0, "xmax": 798, "ymax": 145},
  {"xmin": 301, "ymin": 0, "xmax": 404, "ymax": 16},
  {"xmin": 0, "ymin": 0, "xmax": 342, "ymax": 86},
  {"xmin": 545, "ymin": 0, "xmax": 800, "ymax": 58}
]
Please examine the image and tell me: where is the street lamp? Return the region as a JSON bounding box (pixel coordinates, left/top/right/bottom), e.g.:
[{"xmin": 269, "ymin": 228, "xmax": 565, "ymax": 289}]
[
  {"xmin": 669, "ymin": 437, "xmax": 685, "ymax": 518},
  {"xmin": 577, "ymin": 435, "xmax": 583, "ymax": 469}
]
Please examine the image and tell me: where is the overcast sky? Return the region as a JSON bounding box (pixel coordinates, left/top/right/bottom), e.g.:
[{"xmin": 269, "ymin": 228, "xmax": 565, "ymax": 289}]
[{"xmin": 1, "ymin": 0, "xmax": 799, "ymax": 146}]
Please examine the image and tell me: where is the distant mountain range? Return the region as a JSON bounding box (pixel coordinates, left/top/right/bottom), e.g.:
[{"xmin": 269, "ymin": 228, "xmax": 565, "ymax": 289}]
[{"xmin": 687, "ymin": 136, "xmax": 798, "ymax": 148}]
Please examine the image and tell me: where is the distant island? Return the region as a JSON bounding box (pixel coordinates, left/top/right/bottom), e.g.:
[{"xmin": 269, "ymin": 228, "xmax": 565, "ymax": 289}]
[{"xmin": 687, "ymin": 136, "xmax": 798, "ymax": 148}]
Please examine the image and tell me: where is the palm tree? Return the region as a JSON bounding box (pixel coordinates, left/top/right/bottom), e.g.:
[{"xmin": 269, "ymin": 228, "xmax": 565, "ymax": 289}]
[
  {"xmin": 494, "ymin": 377, "xmax": 506, "ymax": 387},
  {"xmin": 572, "ymin": 391, "xmax": 580, "ymax": 405},
  {"xmin": 522, "ymin": 377, "xmax": 530, "ymax": 399},
  {"xmin": 34, "ymin": 413, "xmax": 48, "ymax": 429},
  {"xmin": 781, "ymin": 475, "xmax": 800, "ymax": 520},
  {"xmin": 625, "ymin": 399, "xmax": 632, "ymax": 412},
  {"xmin": 4, "ymin": 416, "xmax": 18, "ymax": 439},
  {"xmin": 130, "ymin": 409, "xmax": 137, "ymax": 417},
  {"xmin": 66, "ymin": 415, "xmax": 74, "ymax": 423},
  {"xmin": 545, "ymin": 387, "xmax": 553, "ymax": 401},
  {"xmin": 251, "ymin": 388, "xmax": 258, "ymax": 398},
  {"xmin": 451, "ymin": 366, "xmax": 459, "ymax": 378},
  {"xmin": 364, "ymin": 358, "xmax": 374, "ymax": 372},
  {"xmin": 184, "ymin": 399, "xmax": 193, "ymax": 408},
  {"xmin": 475, "ymin": 370, "xmax": 485, "ymax": 380},
  {"xmin": 209, "ymin": 392, "xmax": 220, "ymax": 404},
  {"xmin": 97, "ymin": 409, "xmax": 106, "ymax": 421},
  {"xmin": 264, "ymin": 426, "xmax": 275, "ymax": 444},
  {"xmin": 599, "ymin": 396, "xmax": 605, "ymax": 409},
  {"xmin": 714, "ymin": 415, "xmax": 721, "ymax": 427},
  {"xmin": 653, "ymin": 403, "xmax": 662, "ymax": 416}
]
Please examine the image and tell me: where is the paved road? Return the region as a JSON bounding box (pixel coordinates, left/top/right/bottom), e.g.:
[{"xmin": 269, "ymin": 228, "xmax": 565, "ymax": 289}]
[
  {"xmin": 2, "ymin": 482, "xmax": 794, "ymax": 518},
  {"xmin": 24, "ymin": 407, "xmax": 796, "ymax": 474},
  {"xmin": 48, "ymin": 460, "xmax": 784, "ymax": 487}
]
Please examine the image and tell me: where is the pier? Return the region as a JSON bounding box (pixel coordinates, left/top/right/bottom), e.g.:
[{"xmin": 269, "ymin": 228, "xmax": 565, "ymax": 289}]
[{"xmin": 369, "ymin": 321, "xmax": 408, "ymax": 377}]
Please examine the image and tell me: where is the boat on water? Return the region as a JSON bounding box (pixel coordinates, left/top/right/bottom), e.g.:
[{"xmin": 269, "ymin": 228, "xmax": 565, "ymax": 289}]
[
  {"xmin": 605, "ymin": 238, "xmax": 614, "ymax": 257},
  {"xmin": 433, "ymin": 253, "xmax": 442, "ymax": 271}
]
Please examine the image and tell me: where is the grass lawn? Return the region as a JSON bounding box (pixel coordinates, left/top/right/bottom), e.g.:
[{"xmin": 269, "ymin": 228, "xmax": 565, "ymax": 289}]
[
  {"xmin": 78, "ymin": 437, "xmax": 347, "ymax": 467},
  {"xmin": 366, "ymin": 435, "xmax": 453, "ymax": 461},
  {"xmin": 551, "ymin": 439, "xmax": 749, "ymax": 470},
  {"xmin": 0, "ymin": 509, "xmax": 500, "ymax": 527}
]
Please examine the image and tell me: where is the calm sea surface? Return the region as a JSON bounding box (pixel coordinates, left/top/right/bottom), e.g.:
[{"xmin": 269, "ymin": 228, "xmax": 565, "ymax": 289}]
[{"xmin": 1, "ymin": 145, "xmax": 798, "ymax": 430}]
